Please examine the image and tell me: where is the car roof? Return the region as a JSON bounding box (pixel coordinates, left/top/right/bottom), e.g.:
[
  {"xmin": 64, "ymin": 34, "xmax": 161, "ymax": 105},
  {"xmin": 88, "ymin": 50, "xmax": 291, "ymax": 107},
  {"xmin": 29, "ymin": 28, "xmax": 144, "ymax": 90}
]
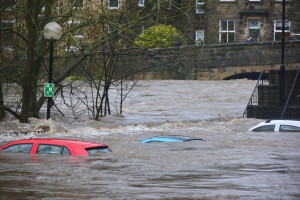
[
  {"xmin": 248, "ymin": 119, "xmax": 300, "ymax": 131},
  {"xmin": 262, "ymin": 119, "xmax": 300, "ymax": 126},
  {"xmin": 8, "ymin": 138, "xmax": 108, "ymax": 148},
  {"xmin": 141, "ymin": 135, "xmax": 203, "ymax": 143}
]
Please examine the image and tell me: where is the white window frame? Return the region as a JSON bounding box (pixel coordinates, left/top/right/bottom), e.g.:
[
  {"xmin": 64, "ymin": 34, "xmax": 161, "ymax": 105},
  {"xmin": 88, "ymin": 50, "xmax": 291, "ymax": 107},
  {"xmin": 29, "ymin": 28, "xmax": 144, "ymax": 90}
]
[
  {"xmin": 219, "ymin": 0, "xmax": 235, "ymax": 2},
  {"xmin": 219, "ymin": 20, "xmax": 235, "ymax": 43},
  {"xmin": 108, "ymin": 0, "xmax": 119, "ymax": 9},
  {"xmin": 195, "ymin": 30, "xmax": 204, "ymax": 45},
  {"xmin": 138, "ymin": 0, "xmax": 145, "ymax": 7},
  {"xmin": 167, "ymin": 0, "xmax": 172, "ymax": 10},
  {"xmin": 141, "ymin": 25, "xmax": 145, "ymax": 35},
  {"xmin": 274, "ymin": 20, "xmax": 291, "ymax": 41},
  {"xmin": 2, "ymin": 20, "xmax": 15, "ymax": 51},
  {"xmin": 108, "ymin": 24, "xmax": 116, "ymax": 33},
  {"xmin": 249, "ymin": 20, "xmax": 261, "ymax": 29},
  {"xmin": 196, "ymin": 0, "xmax": 204, "ymax": 14},
  {"xmin": 3, "ymin": 0, "xmax": 16, "ymax": 11},
  {"xmin": 66, "ymin": 21, "xmax": 84, "ymax": 52}
]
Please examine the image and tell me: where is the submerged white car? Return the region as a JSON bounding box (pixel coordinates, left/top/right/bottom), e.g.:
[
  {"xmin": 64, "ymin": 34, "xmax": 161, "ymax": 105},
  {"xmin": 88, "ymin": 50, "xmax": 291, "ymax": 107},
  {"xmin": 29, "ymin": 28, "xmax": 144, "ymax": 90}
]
[{"xmin": 248, "ymin": 119, "xmax": 300, "ymax": 132}]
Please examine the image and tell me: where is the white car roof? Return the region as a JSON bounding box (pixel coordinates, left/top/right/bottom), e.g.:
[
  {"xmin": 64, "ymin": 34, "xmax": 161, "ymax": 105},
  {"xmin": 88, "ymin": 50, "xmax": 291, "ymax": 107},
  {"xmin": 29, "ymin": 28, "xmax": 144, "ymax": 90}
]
[
  {"xmin": 262, "ymin": 119, "xmax": 300, "ymax": 125},
  {"xmin": 248, "ymin": 119, "xmax": 300, "ymax": 131}
]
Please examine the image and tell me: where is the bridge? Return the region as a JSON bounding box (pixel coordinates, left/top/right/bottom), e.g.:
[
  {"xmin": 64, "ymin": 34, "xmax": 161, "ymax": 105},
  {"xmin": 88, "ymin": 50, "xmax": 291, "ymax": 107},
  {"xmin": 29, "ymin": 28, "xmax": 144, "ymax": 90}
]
[{"xmin": 118, "ymin": 41, "xmax": 300, "ymax": 80}]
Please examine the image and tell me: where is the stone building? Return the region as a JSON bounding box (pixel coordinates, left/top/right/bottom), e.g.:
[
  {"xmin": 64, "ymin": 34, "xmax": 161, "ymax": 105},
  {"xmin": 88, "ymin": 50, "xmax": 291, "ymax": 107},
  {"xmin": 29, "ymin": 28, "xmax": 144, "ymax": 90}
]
[
  {"xmin": 202, "ymin": 0, "xmax": 300, "ymax": 44},
  {"xmin": 1, "ymin": 0, "xmax": 299, "ymax": 51}
]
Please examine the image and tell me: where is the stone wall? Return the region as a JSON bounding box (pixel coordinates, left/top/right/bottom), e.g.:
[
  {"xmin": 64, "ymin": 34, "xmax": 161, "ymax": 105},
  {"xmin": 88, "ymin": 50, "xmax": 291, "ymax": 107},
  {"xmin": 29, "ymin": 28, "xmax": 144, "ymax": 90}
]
[
  {"xmin": 118, "ymin": 41, "xmax": 300, "ymax": 80},
  {"xmin": 48, "ymin": 41, "xmax": 300, "ymax": 81}
]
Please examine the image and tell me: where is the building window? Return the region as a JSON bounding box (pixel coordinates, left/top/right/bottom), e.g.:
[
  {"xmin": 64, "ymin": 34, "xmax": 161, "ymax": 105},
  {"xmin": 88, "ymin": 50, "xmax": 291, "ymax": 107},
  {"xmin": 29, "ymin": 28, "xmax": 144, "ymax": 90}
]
[
  {"xmin": 196, "ymin": 0, "xmax": 205, "ymax": 14},
  {"xmin": 274, "ymin": 20, "xmax": 290, "ymax": 41},
  {"xmin": 140, "ymin": 25, "xmax": 145, "ymax": 35},
  {"xmin": 167, "ymin": 0, "xmax": 172, "ymax": 10},
  {"xmin": 69, "ymin": 0, "xmax": 84, "ymax": 8},
  {"xmin": 219, "ymin": 20, "xmax": 235, "ymax": 43},
  {"xmin": 195, "ymin": 30, "xmax": 204, "ymax": 45},
  {"xmin": 248, "ymin": 0, "xmax": 261, "ymax": 2},
  {"xmin": 274, "ymin": 20, "xmax": 290, "ymax": 32},
  {"xmin": 248, "ymin": 20, "xmax": 260, "ymax": 42},
  {"xmin": 1, "ymin": 0, "xmax": 16, "ymax": 11},
  {"xmin": 219, "ymin": 0, "xmax": 235, "ymax": 2},
  {"xmin": 66, "ymin": 21, "xmax": 84, "ymax": 51},
  {"xmin": 138, "ymin": 0, "xmax": 144, "ymax": 7},
  {"xmin": 108, "ymin": 24, "xmax": 116, "ymax": 33},
  {"xmin": 108, "ymin": 0, "xmax": 119, "ymax": 9},
  {"xmin": 1, "ymin": 20, "xmax": 15, "ymax": 51}
]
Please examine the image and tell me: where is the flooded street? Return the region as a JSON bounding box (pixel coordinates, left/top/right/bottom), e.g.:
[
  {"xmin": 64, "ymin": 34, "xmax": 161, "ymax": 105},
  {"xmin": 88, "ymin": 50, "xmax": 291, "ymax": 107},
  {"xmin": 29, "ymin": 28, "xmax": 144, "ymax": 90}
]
[{"xmin": 0, "ymin": 80, "xmax": 300, "ymax": 199}]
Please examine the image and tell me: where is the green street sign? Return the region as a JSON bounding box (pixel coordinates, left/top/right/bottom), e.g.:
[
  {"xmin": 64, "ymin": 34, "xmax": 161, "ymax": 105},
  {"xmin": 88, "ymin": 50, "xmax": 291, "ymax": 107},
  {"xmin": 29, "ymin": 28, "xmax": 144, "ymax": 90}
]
[{"xmin": 44, "ymin": 83, "xmax": 55, "ymax": 97}]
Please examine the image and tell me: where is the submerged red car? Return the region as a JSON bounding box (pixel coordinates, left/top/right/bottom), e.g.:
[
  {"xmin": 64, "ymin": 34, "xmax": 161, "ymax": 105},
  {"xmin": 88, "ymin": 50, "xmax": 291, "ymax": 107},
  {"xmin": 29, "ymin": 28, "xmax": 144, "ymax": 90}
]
[{"xmin": 0, "ymin": 138, "xmax": 111, "ymax": 157}]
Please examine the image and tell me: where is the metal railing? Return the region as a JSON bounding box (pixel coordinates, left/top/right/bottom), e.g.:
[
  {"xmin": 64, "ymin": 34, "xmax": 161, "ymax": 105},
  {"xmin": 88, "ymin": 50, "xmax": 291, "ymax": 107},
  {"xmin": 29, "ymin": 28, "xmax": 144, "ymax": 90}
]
[{"xmin": 243, "ymin": 69, "xmax": 266, "ymax": 117}]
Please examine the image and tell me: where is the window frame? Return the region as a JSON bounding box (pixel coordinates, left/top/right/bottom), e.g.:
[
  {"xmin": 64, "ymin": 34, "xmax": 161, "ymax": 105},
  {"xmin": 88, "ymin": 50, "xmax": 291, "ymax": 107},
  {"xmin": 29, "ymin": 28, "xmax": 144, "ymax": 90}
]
[
  {"xmin": 167, "ymin": 0, "xmax": 172, "ymax": 10},
  {"xmin": 195, "ymin": 30, "xmax": 204, "ymax": 45},
  {"xmin": 140, "ymin": 25, "xmax": 145, "ymax": 35},
  {"xmin": 108, "ymin": 0, "xmax": 119, "ymax": 9},
  {"xmin": 138, "ymin": 0, "xmax": 145, "ymax": 7},
  {"xmin": 219, "ymin": 20, "xmax": 235, "ymax": 43},
  {"xmin": 1, "ymin": 0, "xmax": 16, "ymax": 11},
  {"xmin": 196, "ymin": 0, "xmax": 205, "ymax": 14},
  {"xmin": 108, "ymin": 23, "xmax": 118, "ymax": 33},
  {"xmin": 1, "ymin": 20, "xmax": 15, "ymax": 51},
  {"xmin": 65, "ymin": 20, "xmax": 84, "ymax": 52},
  {"xmin": 274, "ymin": 20, "xmax": 291, "ymax": 41}
]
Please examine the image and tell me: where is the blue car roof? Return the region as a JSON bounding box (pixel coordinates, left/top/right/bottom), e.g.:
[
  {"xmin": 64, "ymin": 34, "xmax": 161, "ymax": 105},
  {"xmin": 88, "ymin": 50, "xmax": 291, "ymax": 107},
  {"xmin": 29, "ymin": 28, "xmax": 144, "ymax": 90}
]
[{"xmin": 140, "ymin": 135, "xmax": 203, "ymax": 143}]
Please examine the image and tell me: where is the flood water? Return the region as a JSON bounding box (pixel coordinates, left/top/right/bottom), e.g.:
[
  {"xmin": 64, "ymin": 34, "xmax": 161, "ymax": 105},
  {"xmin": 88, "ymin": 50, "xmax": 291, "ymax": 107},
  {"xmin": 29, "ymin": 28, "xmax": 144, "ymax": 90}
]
[{"xmin": 0, "ymin": 80, "xmax": 300, "ymax": 200}]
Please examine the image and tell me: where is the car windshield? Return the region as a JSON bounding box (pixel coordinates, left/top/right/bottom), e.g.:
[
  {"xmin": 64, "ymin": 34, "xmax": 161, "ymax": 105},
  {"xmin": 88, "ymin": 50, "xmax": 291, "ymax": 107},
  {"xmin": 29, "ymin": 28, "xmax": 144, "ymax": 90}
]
[{"xmin": 86, "ymin": 146, "xmax": 112, "ymax": 156}]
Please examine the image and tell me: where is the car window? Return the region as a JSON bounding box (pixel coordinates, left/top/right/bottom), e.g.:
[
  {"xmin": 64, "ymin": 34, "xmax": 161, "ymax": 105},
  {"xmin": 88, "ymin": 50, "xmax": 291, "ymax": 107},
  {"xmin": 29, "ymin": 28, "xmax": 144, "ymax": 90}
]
[
  {"xmin": 86, "ymin": 147, "xmax": 112, "ymax": 156},
  {"xmin": 1, "ymin": 143, "xmax": 33, "ymax": 154},
  {"xmin": 279, "ymin": 125, "xmax": 300, "ymax": 132},
  {"xmin": 37, "ymin": 144, "xmax": 71, "ymax": 155},
  {"xmin": 252, "ymin": 125, "xmax": 275, "ymax": 132}
]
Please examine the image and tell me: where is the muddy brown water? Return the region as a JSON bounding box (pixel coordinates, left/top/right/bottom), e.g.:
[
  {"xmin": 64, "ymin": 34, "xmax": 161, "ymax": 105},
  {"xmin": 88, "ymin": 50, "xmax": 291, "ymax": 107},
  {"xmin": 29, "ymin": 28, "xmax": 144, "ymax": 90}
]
[{"xmin": 0, "ymin": 80, "xmax": 299, "ymax": 199}]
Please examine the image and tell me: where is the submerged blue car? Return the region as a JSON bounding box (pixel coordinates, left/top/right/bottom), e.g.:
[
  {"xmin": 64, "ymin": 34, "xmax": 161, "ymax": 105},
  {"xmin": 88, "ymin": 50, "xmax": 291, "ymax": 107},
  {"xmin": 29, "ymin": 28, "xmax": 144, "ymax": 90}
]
[{"xmin": 140, "ymin": 135, "xmax": 203, "ymax": 143}]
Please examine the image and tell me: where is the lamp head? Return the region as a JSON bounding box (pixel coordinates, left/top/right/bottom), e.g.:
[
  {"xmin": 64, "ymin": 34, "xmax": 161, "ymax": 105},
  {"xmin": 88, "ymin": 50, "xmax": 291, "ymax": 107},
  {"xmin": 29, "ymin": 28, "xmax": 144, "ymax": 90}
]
[{"xmin": 43, "ymin": 22, "xmax": 62, "ymax": 41}]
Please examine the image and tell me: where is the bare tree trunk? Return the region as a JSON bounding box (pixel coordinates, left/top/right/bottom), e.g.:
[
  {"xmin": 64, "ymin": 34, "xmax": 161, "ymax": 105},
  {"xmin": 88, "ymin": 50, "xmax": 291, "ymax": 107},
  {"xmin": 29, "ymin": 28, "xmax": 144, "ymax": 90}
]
[{"xmin": 20, "ymin": 0, "xmax": 39, "ymax": 123}]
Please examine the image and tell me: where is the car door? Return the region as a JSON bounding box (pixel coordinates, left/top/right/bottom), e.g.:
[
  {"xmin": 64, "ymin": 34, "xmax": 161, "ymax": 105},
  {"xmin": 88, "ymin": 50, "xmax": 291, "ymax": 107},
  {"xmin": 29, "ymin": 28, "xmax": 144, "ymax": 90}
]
[{"xmin": 34, "ymin": 141, "xmax": 74, "ymax": 155}]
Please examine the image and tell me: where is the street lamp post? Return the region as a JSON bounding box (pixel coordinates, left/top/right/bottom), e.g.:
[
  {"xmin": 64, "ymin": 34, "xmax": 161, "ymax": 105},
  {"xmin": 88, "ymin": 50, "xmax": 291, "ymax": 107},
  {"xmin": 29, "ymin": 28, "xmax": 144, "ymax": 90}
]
[
  {"xmin": 43, "ymin": 22, "xmax": 62, "ymax": 120},
  {"xmin": 280, "ymin": 0, "xmax": 286, "ymax": 106}
]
